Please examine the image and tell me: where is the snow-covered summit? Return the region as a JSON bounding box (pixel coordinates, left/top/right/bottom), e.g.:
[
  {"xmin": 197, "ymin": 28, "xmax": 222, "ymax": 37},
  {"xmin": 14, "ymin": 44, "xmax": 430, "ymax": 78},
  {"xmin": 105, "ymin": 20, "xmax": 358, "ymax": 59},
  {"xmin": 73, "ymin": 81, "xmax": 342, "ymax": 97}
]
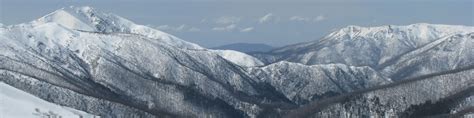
[{"xmin": 31, "ymin": 6, "xmax": 204, "ymax": 50}]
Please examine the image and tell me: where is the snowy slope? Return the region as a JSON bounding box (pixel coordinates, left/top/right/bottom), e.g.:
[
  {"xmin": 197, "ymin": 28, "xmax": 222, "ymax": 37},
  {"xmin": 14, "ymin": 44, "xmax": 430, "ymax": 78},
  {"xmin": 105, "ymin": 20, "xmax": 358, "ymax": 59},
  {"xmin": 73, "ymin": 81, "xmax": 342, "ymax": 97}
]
[
  {"xmin": 0, "ymin": 82, "xmax": 97, "ymax": 118},
  {"xmin": 248, "ymin": 61, "xmax": 390, "ymax": 104},
  {"xmin": 381, "ymin": 32, "xmax": 474, "ymax": 79}
]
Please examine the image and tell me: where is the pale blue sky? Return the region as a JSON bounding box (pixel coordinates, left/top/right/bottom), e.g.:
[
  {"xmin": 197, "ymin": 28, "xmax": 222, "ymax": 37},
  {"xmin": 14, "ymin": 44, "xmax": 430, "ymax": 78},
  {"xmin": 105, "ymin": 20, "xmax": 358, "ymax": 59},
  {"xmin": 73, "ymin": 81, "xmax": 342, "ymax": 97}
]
[{"xmin": 1, "ymin": 0, "xmax": 473, "ymax": 47}]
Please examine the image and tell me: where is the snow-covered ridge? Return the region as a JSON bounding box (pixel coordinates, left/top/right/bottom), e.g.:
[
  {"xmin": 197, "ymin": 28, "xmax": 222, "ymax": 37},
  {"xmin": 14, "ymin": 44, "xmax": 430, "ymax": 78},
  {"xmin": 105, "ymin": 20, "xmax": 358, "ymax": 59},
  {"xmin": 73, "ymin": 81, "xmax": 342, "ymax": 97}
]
[
  {"xmin": 325, "ymin": 23, "xmax": 473, "ymax": 43},
  {"xmin": 265, "ymin": 23, "xmax": 474, "ymax": 74},
  {"xmin": 273, "ymin": 23, "xmax": 473, "ymax": 53}
]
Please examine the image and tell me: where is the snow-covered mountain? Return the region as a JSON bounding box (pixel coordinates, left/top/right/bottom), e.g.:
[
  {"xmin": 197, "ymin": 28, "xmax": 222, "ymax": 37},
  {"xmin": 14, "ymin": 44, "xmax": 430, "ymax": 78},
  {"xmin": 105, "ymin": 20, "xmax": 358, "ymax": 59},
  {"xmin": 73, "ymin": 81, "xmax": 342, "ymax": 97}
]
[
  {"xmin": 28, "ymin": 6, "xmax": 262, "ymax": 67},
  {"xmin": 255, "ymin": 23, "xmax": 474, "ymax": 79},
  {"xmin": 0, "ymin": 6, "xmax": 392, "ymax": 117},
  {"xmin": 0, "ymin": 6, "xmax": 472, "ymax": 118}
]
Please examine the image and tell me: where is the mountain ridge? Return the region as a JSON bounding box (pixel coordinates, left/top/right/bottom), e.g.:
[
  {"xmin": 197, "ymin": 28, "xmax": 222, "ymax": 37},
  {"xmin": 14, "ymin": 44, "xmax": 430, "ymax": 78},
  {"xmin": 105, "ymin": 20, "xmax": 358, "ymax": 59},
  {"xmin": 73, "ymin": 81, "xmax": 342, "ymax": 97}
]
[{"xmin": 254, "ymin": 23, "xmax": 474, "ymax": 79}]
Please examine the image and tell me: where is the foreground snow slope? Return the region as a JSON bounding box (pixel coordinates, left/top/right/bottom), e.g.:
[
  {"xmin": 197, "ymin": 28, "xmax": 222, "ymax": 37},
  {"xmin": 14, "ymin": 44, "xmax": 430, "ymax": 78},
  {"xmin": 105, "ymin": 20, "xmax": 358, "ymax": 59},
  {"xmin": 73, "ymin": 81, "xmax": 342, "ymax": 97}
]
[{"xmin": 0, "ymin": 82, "xmax": 97, "ymax": 118}]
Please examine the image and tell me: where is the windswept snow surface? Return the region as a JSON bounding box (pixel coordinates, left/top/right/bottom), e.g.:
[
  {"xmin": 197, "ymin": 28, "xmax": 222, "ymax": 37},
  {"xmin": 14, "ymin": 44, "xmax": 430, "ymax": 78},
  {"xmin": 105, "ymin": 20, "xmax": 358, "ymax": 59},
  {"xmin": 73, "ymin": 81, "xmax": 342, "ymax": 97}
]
[{"xmin": 0, "ymin": 82, "xmax": 97, "ymax": 118}]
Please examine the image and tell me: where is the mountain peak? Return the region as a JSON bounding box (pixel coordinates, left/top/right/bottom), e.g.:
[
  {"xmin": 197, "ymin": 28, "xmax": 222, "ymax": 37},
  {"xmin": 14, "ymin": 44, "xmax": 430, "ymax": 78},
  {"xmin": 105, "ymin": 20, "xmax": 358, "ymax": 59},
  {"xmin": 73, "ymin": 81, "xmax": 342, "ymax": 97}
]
[
  {"xmin": 33, "ymin": 7, "xmax": 93, "ymax": 31},
  {"xmin": 33, "ymin": 6, "xmax": 134, "ymax": 33},
  {"xmin": 30, "ymin": 6, "xmax": 204, "ymax": 49}
]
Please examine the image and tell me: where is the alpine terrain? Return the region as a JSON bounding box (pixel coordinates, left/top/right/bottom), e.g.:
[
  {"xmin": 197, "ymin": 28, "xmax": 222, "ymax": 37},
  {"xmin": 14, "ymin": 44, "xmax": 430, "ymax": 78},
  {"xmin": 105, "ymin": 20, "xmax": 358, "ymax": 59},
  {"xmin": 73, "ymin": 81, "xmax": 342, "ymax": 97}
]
[{"xmin": 0, "ymin": 6, "xmax": 473, "ymax": 118}]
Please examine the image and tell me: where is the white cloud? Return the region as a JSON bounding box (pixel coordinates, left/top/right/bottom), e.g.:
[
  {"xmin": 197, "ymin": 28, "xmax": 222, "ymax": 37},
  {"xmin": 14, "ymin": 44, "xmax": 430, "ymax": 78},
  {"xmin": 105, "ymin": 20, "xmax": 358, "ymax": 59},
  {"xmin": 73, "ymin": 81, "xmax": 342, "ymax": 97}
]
[
  {"xmin": 289, "ymin": 15, "xmax": 327, "ymax": 23},
  {"xmin": 240, "ymin": 27, "xmax": 254, "ymax": 32},
  {"xmin": 175, "ymin": 24, "xmax": 186, "ymax": 31},
  {"xmin": 188, "ymin": 27, "xmax": 201, "ymax": 32},
  {"xmin": 212, "ymin": 24, "xmax": 237, "ymax": 31},
  {"xmin": 289, "ymin": 16, "xmax": 312, "ymax": 22},
  {"xmin": 200, "ymin": 19, "xmax": 207, "ymax": 23},
  {"xmin": 259, "ymin": 13, "xmax": 275, "ymax": 23},
  {"xmin": 215, "ymin": 16, "xmax": 241, "ymax": 24},
  {"xmin": 156, "ymin": 24, "xmax": 200, "ymax": 32},
  {"xmin": 156, "ymin": 25, "xmax": 173, "ymax": 30},
  {"xmin": 314, "ymin": 15, "xmax": 327, "ymax": 22}
]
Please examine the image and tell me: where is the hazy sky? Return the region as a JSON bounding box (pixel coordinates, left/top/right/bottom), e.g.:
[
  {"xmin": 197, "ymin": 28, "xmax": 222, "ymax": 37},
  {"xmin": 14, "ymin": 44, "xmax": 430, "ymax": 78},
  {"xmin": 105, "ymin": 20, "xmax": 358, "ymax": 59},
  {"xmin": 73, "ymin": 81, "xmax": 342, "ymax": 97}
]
[{"xmin": 1, "ymin": 0, "xmax": 473, "ymax": 47}]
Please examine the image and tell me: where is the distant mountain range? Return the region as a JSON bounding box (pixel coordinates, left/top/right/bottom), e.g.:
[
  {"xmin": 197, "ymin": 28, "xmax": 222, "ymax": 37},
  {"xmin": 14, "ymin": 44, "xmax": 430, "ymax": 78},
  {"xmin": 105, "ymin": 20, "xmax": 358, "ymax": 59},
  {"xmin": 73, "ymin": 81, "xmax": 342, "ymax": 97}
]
[
  {"xmin": 212, "ymin": 43, "xmax": 274, "ymax": 53},
  {"xmin": 1, "ymin": 6, "xmax": 473, "ymax": 118},
  {"xmin": 254, "ymin": 23, "xmax": 474, "ymax": 80}
]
